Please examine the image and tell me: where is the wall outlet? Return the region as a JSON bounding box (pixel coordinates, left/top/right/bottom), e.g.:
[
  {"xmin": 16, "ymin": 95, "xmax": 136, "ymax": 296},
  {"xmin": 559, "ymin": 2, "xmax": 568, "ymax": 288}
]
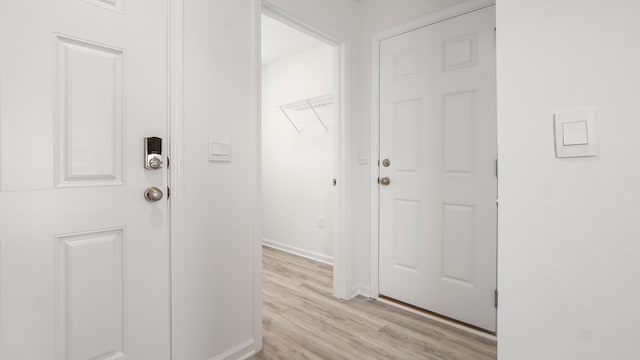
[{"xmin": 317, "ymin": 216, "xmax": 325, "ymax": 229}]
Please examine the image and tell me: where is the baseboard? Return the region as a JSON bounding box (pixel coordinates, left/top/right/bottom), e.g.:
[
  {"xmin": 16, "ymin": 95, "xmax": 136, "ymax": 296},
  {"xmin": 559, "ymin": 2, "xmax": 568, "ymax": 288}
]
[
  {"xmin": 350, "ymin": 283, "xmax": 371, "ymax": 299},
  {"xmin": 262, "ymin": 238, "xmax": 333, "ymax": 265},
  {"xmin": 209, "ymin": 338, "xmax": 256, "ymax": 360}
]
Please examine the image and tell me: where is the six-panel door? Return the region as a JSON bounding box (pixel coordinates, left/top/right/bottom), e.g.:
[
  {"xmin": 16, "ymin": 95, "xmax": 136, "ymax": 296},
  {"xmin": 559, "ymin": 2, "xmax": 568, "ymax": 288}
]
[{"xmin": 378, "ymin": 6, "xmax": 498, "ymax": 332}]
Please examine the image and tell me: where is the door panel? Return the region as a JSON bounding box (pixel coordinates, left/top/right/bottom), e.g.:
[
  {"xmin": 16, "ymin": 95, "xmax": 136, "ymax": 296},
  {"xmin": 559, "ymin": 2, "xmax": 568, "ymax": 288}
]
[
  {"xmin": 378, "ymin": 6, "xmax": 497, "ymax": 332},
  {"xmin": 0, "ymin": 0, "xmax": 171, "ymax": 358}
]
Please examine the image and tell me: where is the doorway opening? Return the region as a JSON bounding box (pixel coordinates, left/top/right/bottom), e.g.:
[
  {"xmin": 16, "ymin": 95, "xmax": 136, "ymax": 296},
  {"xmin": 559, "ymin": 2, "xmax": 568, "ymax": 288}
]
[
  {"xmin": 261, "ymin": 13, "xmax": 335, "ymax": 266},
  {"xmin": 259, "ymin": 3, "xmax": 350, "ymax": 300},
  {"xmin": 370, "ymin": 2, "xmax": 498, "ymax": 336}
]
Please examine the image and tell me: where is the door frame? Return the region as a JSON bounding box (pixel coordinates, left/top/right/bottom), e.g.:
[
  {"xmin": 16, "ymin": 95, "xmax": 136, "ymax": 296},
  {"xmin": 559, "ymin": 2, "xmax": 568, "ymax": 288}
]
[
  {"xmin": 168, "ymin": 0, "xmax": 185, "ymax": 357},
  {"xmin": 258, "ymin": 0, "xmax": 353, "ymax": 300},
  {"xmin": 369, "ymin": 0, "xmax": 496, "ymax": 300}
]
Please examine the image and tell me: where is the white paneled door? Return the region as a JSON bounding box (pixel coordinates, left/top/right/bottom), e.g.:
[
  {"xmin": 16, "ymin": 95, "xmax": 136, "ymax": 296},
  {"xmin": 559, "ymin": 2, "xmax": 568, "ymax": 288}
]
[
  {"xmin": 0, "ymin": 0, "xmax": 171, "ymax": 359},
  {"xmin": 378, "ymin": 6, "xmax": 497, "ymax": 332}
]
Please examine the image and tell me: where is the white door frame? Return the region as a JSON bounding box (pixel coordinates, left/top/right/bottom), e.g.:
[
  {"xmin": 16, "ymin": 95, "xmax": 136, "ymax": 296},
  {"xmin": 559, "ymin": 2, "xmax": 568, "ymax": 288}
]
[
  {"xmin": 259, "ymin": 0, "xmax": 353, "ymax": 300},
  {"xmin": 369, "ymin": 0, "xmax": 496, "ymax": 299},
  {"xmin": 168, "ymin": 0, "xmax": 185, "ymax": 357}
]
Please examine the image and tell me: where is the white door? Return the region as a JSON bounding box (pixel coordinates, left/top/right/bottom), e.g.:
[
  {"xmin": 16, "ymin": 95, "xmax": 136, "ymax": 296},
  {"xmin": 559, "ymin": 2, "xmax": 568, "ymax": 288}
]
[
  {"xmin": 0, "ymin": 0, "xmax": 171, "ymax": 358},
  {"xmin": 378, "ymin": 6, "xmax": 497, "ymax": 331}
]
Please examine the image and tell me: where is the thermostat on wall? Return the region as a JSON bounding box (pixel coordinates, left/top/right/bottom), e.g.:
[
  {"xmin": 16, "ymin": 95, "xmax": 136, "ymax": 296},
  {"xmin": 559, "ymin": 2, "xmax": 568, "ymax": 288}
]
[
  {"xmin": 209, "ymin": 136, "xmax": 231, "ymax": 162},
  {"xmin": 554, "ymin": 108, "xmax": 597, "ymax": 158}
]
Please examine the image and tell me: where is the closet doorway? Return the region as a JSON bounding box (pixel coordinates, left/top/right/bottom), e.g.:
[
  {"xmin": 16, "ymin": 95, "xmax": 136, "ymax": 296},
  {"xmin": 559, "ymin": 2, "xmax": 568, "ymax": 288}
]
[{"xmin": 260, "ymin": 7, "xmax": 348, "ymax": 297}]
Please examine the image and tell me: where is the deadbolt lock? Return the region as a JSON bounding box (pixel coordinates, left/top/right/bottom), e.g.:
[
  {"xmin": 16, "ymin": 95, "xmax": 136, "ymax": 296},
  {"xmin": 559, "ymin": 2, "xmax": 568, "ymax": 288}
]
[
  {"xmin": 382, "ymin": 159, "xmax": 391, "ymax": 167},
  {"xmin": 144, "ymin": 137, "xmax": 163, "ymax": 170}
]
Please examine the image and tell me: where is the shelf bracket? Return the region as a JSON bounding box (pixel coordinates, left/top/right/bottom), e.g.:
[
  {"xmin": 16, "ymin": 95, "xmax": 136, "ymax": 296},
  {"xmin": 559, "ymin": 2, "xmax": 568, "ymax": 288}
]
[
  {"xmin": 279, "ymin": 106, "xmax": 301, "ymax": 134},
  {"xmin": 305, "ymin": 99, "xmax": 328, "ymax": 132}
]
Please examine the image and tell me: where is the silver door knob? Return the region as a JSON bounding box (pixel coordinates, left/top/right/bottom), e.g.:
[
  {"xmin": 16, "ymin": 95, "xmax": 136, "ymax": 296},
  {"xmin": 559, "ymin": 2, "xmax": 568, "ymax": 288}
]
[
  {"xmin": 382, "ymin": 159, "xmax": 391, "ymax": 167},
  {"xmin": 144, "ymin": 186, "xmax": 164, "ymax": 202},
  {"xmin": 379, "ymin": 177, "xmax": 391, "ymax": 186}
]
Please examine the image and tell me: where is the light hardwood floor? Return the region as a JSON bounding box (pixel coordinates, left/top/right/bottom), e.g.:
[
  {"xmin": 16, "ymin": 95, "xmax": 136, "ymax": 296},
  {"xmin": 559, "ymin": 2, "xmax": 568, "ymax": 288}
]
[{"xmin": 250, "ymin": 246, "xmax": 497, "ymax": 360}]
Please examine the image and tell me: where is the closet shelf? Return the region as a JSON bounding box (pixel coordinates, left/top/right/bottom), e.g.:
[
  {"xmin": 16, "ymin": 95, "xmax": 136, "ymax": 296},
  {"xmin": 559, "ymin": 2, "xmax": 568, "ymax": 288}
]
[{"xmin": 278, "ymin": 94, "xmax": 333, "ymax": 134}]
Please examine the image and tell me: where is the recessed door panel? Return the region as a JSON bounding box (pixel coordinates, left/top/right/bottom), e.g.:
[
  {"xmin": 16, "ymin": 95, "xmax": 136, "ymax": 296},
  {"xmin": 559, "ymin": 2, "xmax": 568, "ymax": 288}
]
[
  {"xmin": 443, "ymin": 90, "xmax": 476, "ymax": 175},
  {"xmin": 394, "ymin": 199, "xmax": 421, "ymax": 271},
  {"xmin": 56, "ymin": 36, "xmax": 123, "ymax": 187},
  {"xmin": 394, "ymin": 100, "xmax": 421, "ymax": 173},
  {"xmin": 442, "ymin": 203, "xmax": 475, "ymax": 286},
  {"xmin": 56, "ymin": 229, "xmax": 125, "ymax": 360}
]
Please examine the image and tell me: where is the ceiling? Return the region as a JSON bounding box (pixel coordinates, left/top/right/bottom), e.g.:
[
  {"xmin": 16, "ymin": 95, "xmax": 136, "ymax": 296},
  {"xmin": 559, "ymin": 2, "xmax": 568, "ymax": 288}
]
[{"xmin": 261, "ymin": 15, "xmax": 323, "ymax": 65}]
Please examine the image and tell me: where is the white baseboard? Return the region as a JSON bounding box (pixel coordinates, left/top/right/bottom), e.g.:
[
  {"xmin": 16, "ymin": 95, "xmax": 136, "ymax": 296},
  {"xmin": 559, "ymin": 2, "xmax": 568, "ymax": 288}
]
[
  {"xmin": 209, "ymin": 338, "xmax": 256, "ymax": 360},
  {"xmin": 262, "ymin": 238, "xmax": 333, "ymax": 265},
  {"xmin": 350, "ymin": 283, "xmax": 371, "ymax": 299}
]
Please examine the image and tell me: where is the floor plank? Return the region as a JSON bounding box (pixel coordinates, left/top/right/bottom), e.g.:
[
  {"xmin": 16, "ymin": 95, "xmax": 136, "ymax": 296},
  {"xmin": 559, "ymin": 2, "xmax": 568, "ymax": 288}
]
[{"xmin": 250, "ymin": 247, "xmax": 497, "ymax": 360}]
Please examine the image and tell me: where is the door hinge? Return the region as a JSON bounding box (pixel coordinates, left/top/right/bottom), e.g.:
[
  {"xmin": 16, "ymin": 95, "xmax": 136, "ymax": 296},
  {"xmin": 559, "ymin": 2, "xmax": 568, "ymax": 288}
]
[
  {"xmin": 495, "ymin": 158, "xmax": 498, "ymax": 178},
  {"xmin": 167, "ymin": 156, "xmax": 171, "ymax": 169},
  {"xmin": 494, "ymin": 289, "xmax": 498, "ymax": 308},
  {"xmin": 167, "ymin": 186, "xmax": 171, "ymax": 199}
]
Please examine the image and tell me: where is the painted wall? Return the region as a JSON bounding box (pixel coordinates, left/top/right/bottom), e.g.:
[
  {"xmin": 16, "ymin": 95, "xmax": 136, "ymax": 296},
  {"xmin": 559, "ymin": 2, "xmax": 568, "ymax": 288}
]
[
  {"xmin": 262, "ymin": 44, "xmax": 335, "ymax": 262},
  {"xmin": 497, "ymin": 0, "xmax": 640, "ymax": 358},
  {"xmin": 173, "ymin": 0, "xmax": 259, "ymax": 359}
]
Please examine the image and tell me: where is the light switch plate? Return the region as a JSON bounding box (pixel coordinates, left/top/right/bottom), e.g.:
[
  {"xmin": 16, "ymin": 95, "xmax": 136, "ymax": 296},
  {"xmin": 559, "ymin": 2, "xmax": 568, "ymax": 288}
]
[
  {"xmin": 554, "ymin": 108, "xmax": 597, "ymax": 158},
  {"xmin": 358, "ymin": 151, "xmax": 368, "ymax": 165},
  {"xmin": 209, "ymin": 136, "xmax": 231, "ymax": 162}
]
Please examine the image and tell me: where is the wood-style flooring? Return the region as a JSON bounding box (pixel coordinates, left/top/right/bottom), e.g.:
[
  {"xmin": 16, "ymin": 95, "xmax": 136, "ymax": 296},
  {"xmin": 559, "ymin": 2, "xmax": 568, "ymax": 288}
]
[{"xmin": 250, "ymin": 246, "xmax": 497, "ymax": 360}]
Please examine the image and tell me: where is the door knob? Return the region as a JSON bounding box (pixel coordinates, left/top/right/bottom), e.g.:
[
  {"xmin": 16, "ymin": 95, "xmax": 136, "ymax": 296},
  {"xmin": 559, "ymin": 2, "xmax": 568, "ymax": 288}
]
[
  {"xmin": 382, "ymin": 159, "xmax": 391, "ymax": 167},
  {"xmin": 379, "ymin": 177, "xmax": 391, "ymax": 186},
  {"xmin": 144, "ymin": 187, "xmax": 164, "ymax": 202}
]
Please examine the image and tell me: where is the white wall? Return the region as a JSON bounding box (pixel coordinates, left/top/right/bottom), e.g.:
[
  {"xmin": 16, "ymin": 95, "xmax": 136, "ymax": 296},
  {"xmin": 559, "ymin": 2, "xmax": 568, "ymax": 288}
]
[
  {"xmin": 173, "ymin": 0, "xmax": 260, "ymax": 359},
  {"xmin": 262, "ymin": 44, "xmax": 335, "ymax": 262},
  {"xmin": 497, "ymin": 0, "xmax": 640, "ymax": 358}
]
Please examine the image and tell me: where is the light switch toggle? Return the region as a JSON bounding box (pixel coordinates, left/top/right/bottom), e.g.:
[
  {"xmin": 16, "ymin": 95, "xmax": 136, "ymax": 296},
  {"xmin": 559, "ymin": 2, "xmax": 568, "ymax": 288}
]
[
  {"xmin": 554, "ymin": 108, "xmax": 597, "ymax": 158},
  {"xmin": 209, "ymin": 136, "xmax": 232, "ymax": 162},
  {"xmin": 562, "ymin": 121, "xmax": 588, "ymax": 146}
]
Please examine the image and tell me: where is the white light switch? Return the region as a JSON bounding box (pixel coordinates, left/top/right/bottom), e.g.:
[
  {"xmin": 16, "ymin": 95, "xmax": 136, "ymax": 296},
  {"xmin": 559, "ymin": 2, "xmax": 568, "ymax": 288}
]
[
  {"xmin": 554, "ymin": 108, "xmax": 597, "ymax": 158},
  {"xmin": 209, "ymin": 136, "xmax": 231, "ymax": 162},
  {"xmin": 358, "ymin": 151, "xmax": 368, "ymax": 165},
  {"xmin": 562, "ymin": 121, "xmax": 588, "ymax": 146}
]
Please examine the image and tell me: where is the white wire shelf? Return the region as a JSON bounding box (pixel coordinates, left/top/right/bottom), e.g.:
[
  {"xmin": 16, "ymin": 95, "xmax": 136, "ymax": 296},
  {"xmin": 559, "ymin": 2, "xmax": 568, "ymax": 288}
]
[{"xmin": 278, "ymin": 94, "xmax": 333, "ymax": 134}]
